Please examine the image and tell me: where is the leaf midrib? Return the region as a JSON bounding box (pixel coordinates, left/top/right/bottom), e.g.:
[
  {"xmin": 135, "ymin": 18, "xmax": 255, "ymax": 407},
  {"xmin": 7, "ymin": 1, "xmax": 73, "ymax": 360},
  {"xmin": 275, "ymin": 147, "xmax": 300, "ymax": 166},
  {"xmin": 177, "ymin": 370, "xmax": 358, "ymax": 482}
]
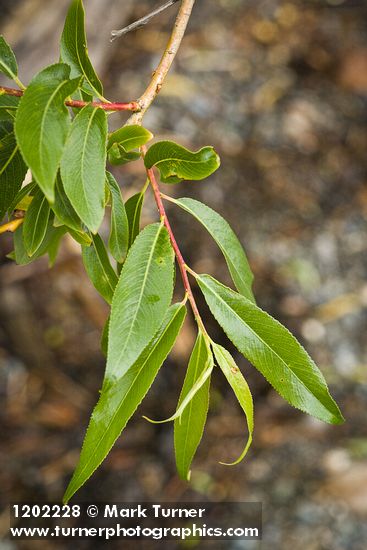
[
  {"xmin": 109, "ymin": 134, "xmax": 148, "ymax": 151},
  {"xmin": 153, "ymin": 155, "xmax": 215, "ymax": 169}
]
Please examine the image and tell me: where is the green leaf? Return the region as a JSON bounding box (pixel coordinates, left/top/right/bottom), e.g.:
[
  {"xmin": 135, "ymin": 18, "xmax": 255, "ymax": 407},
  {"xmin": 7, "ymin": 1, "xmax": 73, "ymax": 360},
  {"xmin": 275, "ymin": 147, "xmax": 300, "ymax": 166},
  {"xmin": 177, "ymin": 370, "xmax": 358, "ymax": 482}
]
[
  {"xmin": 67, "ymin": 227, "xmax": 92, "ymax": 246},
  {"xmin": 61, "ymin": 105, "xmax": 107, "ymax": 233},
  {"xmin": 197, "ymin": 274, "xmax": 344, "ymax": 425},
  {"xmin": 106, "ymin": 172, "xmax": 129, "ymax": 263},
  {"xmin": 174, "ymin": 333, "xmax": 212, "ymax": 481},
  {"xmin": 52, "ymin": 174, "xmax": 83, "ymax": 233},
  {"xmin": 7, "ymin": 181, "xmax": 36, "ymax": 215},
  {"xmin": 107, "ymin": 125, "xmax": 153, "ymax": 151},
  {"xmin": 0, "ymin": 94, "xmax": 19, "ymax": 121},
  {"xmin": 15, "ymin": 63, "xmax": 80, "ymax": 201},
  {"xmin": 60, "ymin": 0, "xmax": 103, "ymax": 99},
  {"xmin": 22, "ymin": 188, "xmax": 51, "ymax": 256},
  {"xmin": 0, "ymin": 35, "xmax": 18, "ymax": 81},
  {"xmin": 13, "ymin": 220, "xmax": 64, "ymax": 265},
  {"xmin": 172, "ymin": 197, "xmax": 255, "ymax": 302},
  {"xmin": 82, "ymin": 234, "xmax": 118, "ymax": 304},
  {"xmin": 108, "ymin": 143, "xmax": 141, "ymax": 166},
  {"xmin": 63, "ymin": 303, "xmax": 186, "ymax": 503},
  {"xmin": 106, "ymin": 222, "xmax": 174, "ymax": 383},
  {"xmin": 0, "ymin": 131, "xmax": 27, "ymax": 220},
  {"xmin": 212, "ymin": 344, "xmax": 253, "ymax": 465},
  {"xmin": 107, "ymin": 125, "xmax": 153, "ymax": 166},
  {"xmin": 144, "ymin": 141, "xmax": 220, "ymax": 184},
  {"xmin": 125, "ymin": 192, "xmax": 144, "ymax": 248},
  {"xmin": 48, "ymin": 227, "xmax": 66, "ymax": 267}
]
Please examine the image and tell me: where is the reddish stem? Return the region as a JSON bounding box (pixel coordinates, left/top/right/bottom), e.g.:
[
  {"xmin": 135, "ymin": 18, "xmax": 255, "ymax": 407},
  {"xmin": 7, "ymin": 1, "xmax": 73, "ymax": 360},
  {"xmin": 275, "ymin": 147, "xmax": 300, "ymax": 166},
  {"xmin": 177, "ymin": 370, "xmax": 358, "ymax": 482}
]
[
  {"xmin": 0, "ymin": 86, "xmax": 23, "ymax": 97},
  {"xmin": 144, "ymin": 155, "xmax": 206, "ymax": 333},
  {"xmin": 0, "ymin": 85, "xmax": 140, "ymax": 112}
]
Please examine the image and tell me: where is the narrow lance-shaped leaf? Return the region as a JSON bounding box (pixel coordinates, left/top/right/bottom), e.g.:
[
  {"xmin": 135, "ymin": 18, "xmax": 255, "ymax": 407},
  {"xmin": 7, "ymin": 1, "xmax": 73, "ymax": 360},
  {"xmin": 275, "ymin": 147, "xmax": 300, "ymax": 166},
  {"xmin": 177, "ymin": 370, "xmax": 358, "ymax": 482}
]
[
  {"xmin": 197, "ymin": 274, "xmax": 344, "ymax": 425},
  {"xmin": 15, "ymin": 63, "xmax": 81, "ymax": 201},
  {"xmin": 174, "ymin": 333, "xmax": 212, "ymax": 481},
  {"xmin": 0, "ymin": 131, "xmax": 27, "ymax": 220},
  {"xmin": 63, "ymin": 303, "xmax": 186, "ymax": 503},
  {"xmin": 212, "ymin": 344, "xmax": 253, "ymax": 465},
  {"xmin": 0, "ymin": 35, "xmax": 18, "ymax": 81},
  {"xmin": 23, "ymin": 188, "xmax": 51, "ymax": 256},
  {"xmin": 106, "ymin": 172, "xmax": 129, "ymax": 263},
  {"xmin": 106, "ymin": 222, "xmax": 175, "ymax": 382},
  {"xmin": 143, "ymin": 359, "xmax": 213, "ymax": 425},
  {"xmin": 144, "ymin": 141, "xmax": 220, "ymax": 184},
  {"xmin": 61, "ymin": 105, "xmax": 107, "ymax": 233},
  {"xmin": 125, "ymin": 192, "xmax": 144, "ymax": 248},
  {"xmin": 60, "ymin": 0, "xmax": 104, "ymax": 99},
  {"xmin": 171, "ymin": 197, "xmax": 255, "ymax": 302},
  {"xmin": 82, "ymin": 234, "xmax": 118, "ymax": 305}
]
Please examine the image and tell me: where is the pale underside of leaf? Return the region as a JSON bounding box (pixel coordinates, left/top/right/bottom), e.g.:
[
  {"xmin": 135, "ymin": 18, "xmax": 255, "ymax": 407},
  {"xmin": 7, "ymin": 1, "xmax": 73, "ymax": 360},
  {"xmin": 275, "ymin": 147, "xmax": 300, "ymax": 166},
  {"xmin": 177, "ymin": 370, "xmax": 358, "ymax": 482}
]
[{"xmin": 213, "ymin": 343, "xmax": 253, "ymax": 466}]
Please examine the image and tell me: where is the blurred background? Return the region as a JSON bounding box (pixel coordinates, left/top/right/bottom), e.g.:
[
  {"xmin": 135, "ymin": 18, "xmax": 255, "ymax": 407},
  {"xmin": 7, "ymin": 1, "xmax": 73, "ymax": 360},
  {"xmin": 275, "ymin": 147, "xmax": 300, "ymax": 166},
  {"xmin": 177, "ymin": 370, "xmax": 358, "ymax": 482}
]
[{"xmin": 0, "ymin": 0, "xmax": 366, "ymax": 548}]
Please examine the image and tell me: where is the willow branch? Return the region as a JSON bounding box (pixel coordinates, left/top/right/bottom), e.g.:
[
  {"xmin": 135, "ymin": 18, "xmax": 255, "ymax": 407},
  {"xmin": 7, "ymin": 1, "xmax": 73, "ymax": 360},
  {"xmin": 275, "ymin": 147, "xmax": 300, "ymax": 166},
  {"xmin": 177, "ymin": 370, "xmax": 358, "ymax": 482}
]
[
  {"xmin": 111, "ymin": 0, "xmax": 180, "ymax": 41},
  {"xmin": 0, "ymin": 86, "xmax": 140, "ymax": 112},
  {"xmin": 128, "ymin": 0, "xmax": 196, "ymax": 125}
]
